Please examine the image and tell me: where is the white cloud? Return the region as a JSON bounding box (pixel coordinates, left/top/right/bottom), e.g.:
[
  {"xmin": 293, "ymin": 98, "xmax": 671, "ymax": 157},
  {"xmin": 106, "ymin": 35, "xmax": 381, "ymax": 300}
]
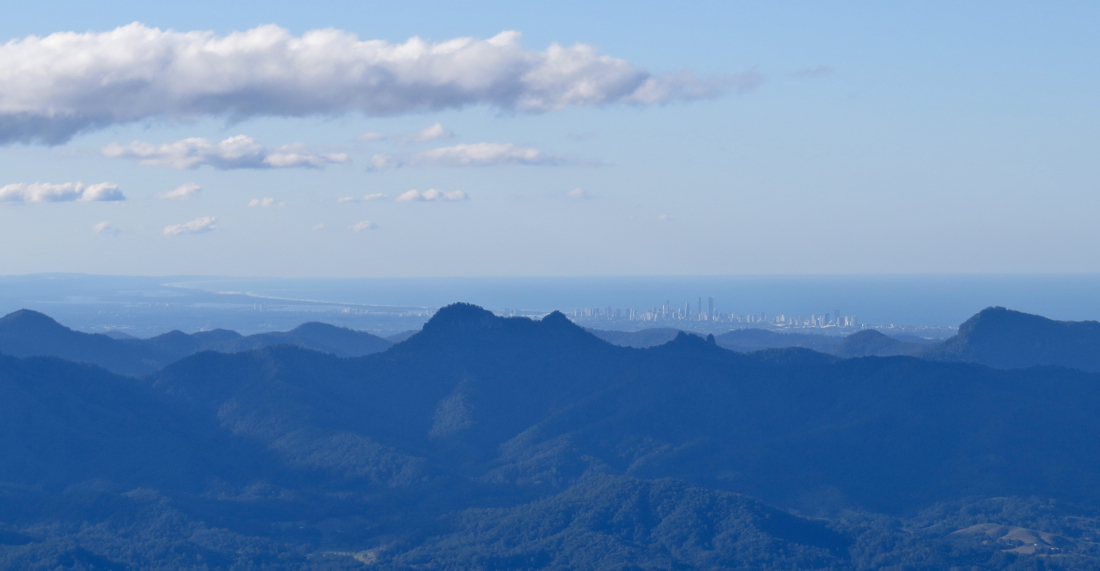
[
  {"xmin": 567, "ymin": 187, "xmax": 589, "ymax": 199},
  {"xmin": 351, "ymin": 220, "xmax": 378, "ymax": 232},
  {"xmin": 369, "ymin": 154, "xmax": 400, "ymax": 171},
  {"xmin": 657, "ymin": 214, "xmax": 674, "ymax": 222},
  {"xmin": 372, "ymin": 143, "xmax": 577, "ymax": 169},
  {"xmin": 160, "ymin": 183, "xmax": 200, "ymax": 200},
  {"xmin": 359, "ymin": 123, "xmax": 455, "ymax": 144},
  {"xmin": 92, "ymin": 221, "xmax": 118, "ymax": 235},
  {"xmin": 0, "ymin": 182, "xmax": 124, "ymax": 202},
  {"xmin": 338, "ymin": 192, "xmax": 387, "ymax": 203},
  {"xmin": 414, "ymin": 143, "xmax": 562, "ymax": 167},
  {"xmin": 0, "ymin": 24, "xmax": 744, "ymax": 145},
  {"xmin": 395, "ymin": 189, "xmax": 468, "ymax": 202},
  {"xmin": 102, "ymin": 135, "xmax": 348, "ymax": 170},
  {"xmin": 312, "ymin": 223, "xmax": 325, "ymax": 231},
  {"xmin": 248, "ymin": 197, "xmax": 285, "ymax": 207},
  {"xmin": 164, "ymin": 216, "xmax": 216, "ymax": 235},
  {"xmin": 626, "ymin": 69, "xmax": 761, "ymax": 102},
  {"xmin": 403, "ymin": 122, "xmax": 454, "ymax": 143}
]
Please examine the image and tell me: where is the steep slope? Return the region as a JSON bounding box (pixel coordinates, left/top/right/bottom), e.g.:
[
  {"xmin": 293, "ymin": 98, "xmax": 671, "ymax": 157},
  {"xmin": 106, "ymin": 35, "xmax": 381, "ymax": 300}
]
[
  {"xmin": 386, "ymin": 329, "xmax": 419, "ymax": 343},
  {"xmin": 923, "ymin": 307, "xmax": 1100, "ymax": 371}
]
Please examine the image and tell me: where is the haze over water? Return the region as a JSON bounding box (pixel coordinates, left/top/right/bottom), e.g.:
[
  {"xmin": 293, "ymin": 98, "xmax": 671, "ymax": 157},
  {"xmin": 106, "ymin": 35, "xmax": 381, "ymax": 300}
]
[{"xmin": 3, "ymin": 273, "xmax": 1099, "ymax": 336}]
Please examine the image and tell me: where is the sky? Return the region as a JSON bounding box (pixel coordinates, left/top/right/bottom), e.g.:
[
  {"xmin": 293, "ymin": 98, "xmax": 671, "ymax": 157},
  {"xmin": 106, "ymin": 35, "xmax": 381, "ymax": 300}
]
[{"xmin": 0, "ymin": 1, "xmax": 1097, "ymax": 278}]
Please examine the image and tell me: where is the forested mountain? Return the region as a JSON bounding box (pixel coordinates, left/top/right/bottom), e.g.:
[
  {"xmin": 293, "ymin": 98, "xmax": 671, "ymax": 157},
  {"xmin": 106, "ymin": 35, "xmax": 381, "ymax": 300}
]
[
  {"xmin": 3, "ymin": 303, "xmax": 1100, "ymax": 569},
  {"xmin": 921, "ymin": 306, "xmax": 1100, "ymax": 371},
  {"xmin": 0, "ymin": 309, "xmax": 391, "ymax": 376}
]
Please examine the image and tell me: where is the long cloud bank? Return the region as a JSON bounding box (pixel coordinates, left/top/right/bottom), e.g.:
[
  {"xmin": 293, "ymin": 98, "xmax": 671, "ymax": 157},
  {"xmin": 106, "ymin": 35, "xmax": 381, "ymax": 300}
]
[
  {"xmin": 370, "ymin": 143, "xmax": 583, "ymax": 169},
  {"xmin": 0, "ymin": 182, "xmax": 124, "ymax": 202},
  {"xmin": 102, "ymin": 135, "xmax": 348, "ymax": 169},
  {"xmin": 0, "ymin": 24, "xmax": 757, "ymax": 145}
]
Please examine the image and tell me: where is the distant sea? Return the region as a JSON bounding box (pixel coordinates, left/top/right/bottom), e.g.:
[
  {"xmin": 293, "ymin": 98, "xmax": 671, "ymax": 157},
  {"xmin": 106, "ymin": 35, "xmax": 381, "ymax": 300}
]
[{"xmin": 0, "ymin": 273, "xmax": 1097, "ymax": 337}]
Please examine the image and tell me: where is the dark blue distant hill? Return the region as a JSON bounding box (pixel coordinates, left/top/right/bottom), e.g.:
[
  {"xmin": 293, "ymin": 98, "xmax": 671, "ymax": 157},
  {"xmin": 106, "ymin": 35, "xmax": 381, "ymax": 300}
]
[
  {"xmin": 832, "ymin": 329, "xmax": 924, "ymax": 357},
  {"xmin": 921, "ymin": 306, "xmax": 1100, "ymax": 371},
  {"xmin": 0, "ymin": 309, "xmax": 392, "ymax": 375}
]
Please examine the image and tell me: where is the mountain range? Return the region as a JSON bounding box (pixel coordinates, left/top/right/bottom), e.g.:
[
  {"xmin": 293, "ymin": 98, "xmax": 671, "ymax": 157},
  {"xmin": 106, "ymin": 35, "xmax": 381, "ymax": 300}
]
[
  {"xmin": 2, "ymin": 304, "xmax": 1100, "ymax": 569},
  {"xmin": 592, "ymin": 306, "xmax": 1100, "ymax": 372},
  {"xmin": 0, "ymin": 309, "xmax": 392, "ymax": 376}
]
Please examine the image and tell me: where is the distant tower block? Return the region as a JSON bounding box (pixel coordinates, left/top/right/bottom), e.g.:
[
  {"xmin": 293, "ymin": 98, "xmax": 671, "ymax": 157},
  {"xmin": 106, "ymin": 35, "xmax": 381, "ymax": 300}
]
[{"xmin": 708, "ymin": 297, "xmax": 714, "ymax": 319}]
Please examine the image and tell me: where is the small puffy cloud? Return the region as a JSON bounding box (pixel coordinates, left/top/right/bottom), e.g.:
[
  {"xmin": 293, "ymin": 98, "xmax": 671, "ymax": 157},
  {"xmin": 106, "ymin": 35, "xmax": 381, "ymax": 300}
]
[
  {"xmin": 403, "ymin": 122, "xmax": 454, "ymax": 143},
  {"xmin": 92, "ymin": 221, "xmax": 118, "ymax": 236},
  {"xmin": 102, "ymin": 135, "xmax": 349, "ymax": 170},
  {"xmin": 0, "ymin": 182, "xmax": 124, "ymax": 203},
  {"xmin": 351, "ymin": 220, "xmax": 378, "ymax": 232},
  {"xmin": 160, "ymin": 183, "xmax": 200, "ymax": 200},
  {"xmin": 567, "ymin": 187, "xmax": 589, "ymax": 199},
  {"xmin": 312, "ymin": 223, "xmax": 325, "ymax": 231},
  {"xmin": 794, "ymin": 65, "xmax": 834, "ymax": 78},
  {"xmin": 369, "ymin": 153, "xmax": 400, "ymax": 171},
  {"xmin": 164, "ymin": 216, "xmax": 216, "ymax": 235},
  {"xmin": 395, "ymin": 189, "xmax": 468, "ymax": 202},
  {"xmin": 248, "ymin": 197, "xmax": 285, "ymax": 207},
  {"xmin": 0, "ymin": 24, "xmax": 737, "ymax": 145},
  {"xmin": 657, "ymin": 214, "xmax": 674, "ymax": 222}
]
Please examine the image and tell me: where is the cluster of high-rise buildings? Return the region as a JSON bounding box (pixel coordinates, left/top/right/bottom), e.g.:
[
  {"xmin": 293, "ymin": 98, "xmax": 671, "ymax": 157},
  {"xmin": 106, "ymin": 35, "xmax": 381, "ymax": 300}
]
[{"xmin": 567, "ymin": 298, "xmax": 858, "ymax": 330}]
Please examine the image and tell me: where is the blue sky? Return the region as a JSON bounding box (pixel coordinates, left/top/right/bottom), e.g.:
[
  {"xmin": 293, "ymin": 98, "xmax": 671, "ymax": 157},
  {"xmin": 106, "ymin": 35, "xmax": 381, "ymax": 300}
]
[{"xmin": 0, "ymin": 1, "xmax": 1097, "ymax": 277}]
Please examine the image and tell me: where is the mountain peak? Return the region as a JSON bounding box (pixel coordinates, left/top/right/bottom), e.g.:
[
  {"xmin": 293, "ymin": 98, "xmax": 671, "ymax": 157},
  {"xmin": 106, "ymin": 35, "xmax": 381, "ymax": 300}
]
[
  {"xmin": 422, "ymin": 303, "xmax": 499, "ymax": 332},
  {"xmin": 958, "ymin": 306, "xmax": 1042, "ymax": 337},
  {"xmin": 833, "ymin": 329, "xmax": 909, "ymax": 358},
  {"xmin": 289, "ymin": 321, "xmax": 349, "ymax": 335},
  {"xmin": 931, "ymin": 306, "xmax": 1100, "ymax": 371},
  {"xmin": 541, "ymin": 310, "xmax": 571, "ymax": 326},
  {"xmin": 666, "ymin": 330, "xmax": 714, "ymax": 348},
  {"xmin": 0, "ymin": 309, "xmax": 67, "ymax": 332}
]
